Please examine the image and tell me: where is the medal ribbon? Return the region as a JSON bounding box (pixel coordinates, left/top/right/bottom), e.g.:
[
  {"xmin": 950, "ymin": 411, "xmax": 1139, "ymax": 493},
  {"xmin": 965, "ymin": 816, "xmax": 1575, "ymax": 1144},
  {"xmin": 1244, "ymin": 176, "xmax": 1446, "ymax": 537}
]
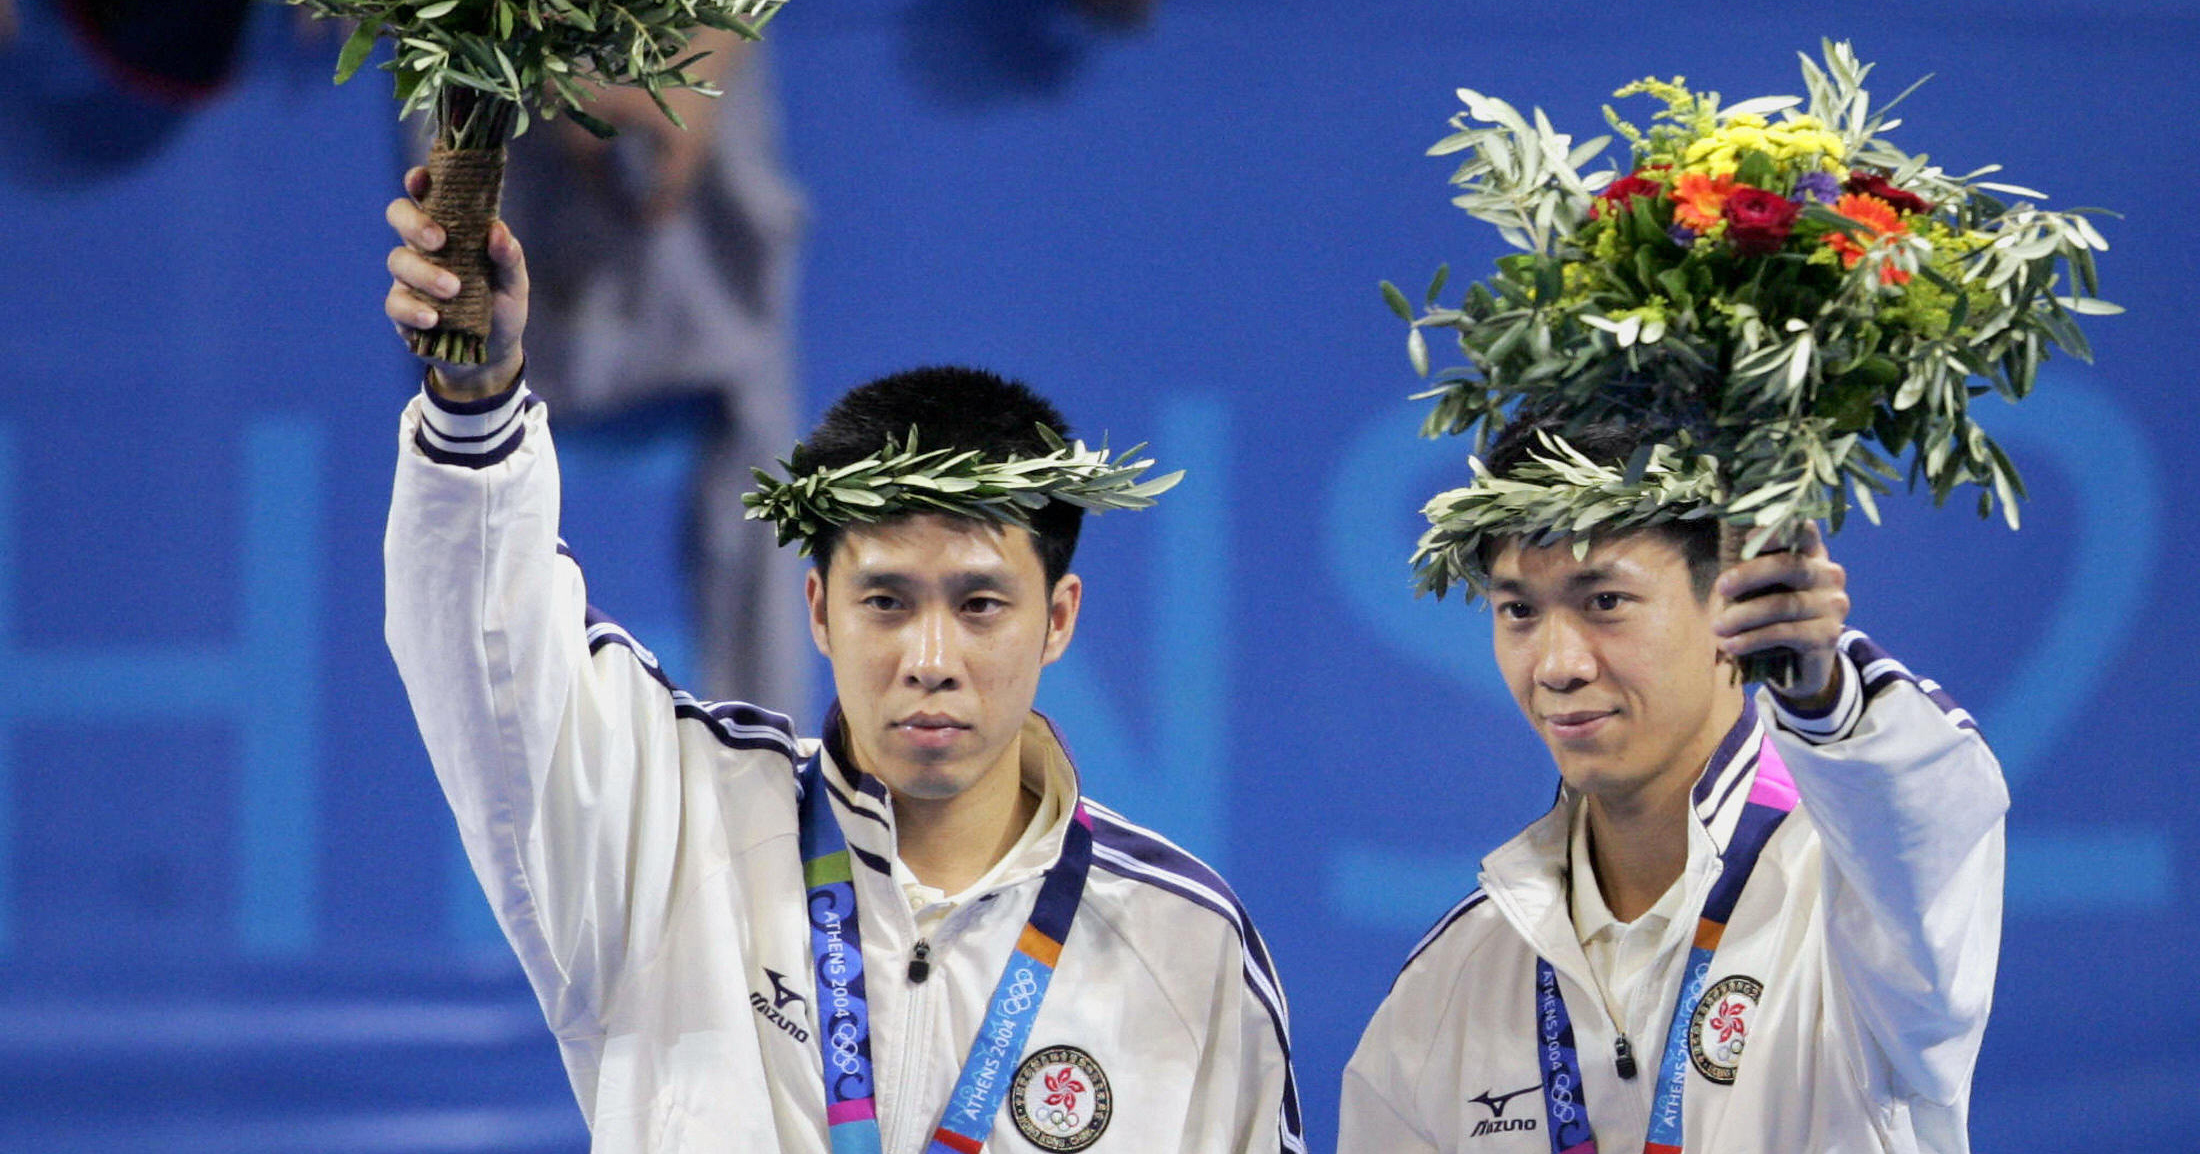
[
  {"xmin": 797, "ymin": 751, "xmax": 1093, "ymax": 1154},
  {"xmin": 1534, "ymin": 735, "xmax": 1799, "ymax": 1154}
]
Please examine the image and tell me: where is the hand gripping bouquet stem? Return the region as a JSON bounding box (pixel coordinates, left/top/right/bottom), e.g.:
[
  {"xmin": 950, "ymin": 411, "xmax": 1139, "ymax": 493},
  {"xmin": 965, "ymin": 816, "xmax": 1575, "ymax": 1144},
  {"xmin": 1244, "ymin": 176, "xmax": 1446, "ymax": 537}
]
[
  {"xmin": 292, "ymin": 0, "xmax": 790, "ymax": 363},
  {"xmin": 1388, "ymin": 40, "xmax": 2119, "ymax": 685}
]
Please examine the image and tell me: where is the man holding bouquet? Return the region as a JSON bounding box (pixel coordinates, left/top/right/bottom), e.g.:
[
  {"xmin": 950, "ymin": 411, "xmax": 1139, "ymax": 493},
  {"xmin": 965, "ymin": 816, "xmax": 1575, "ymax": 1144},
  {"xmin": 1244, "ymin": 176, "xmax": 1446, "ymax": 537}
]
[
  {"xmin": 1334, "ymin": 44, "xmax": 2083, "ymax": 1152},
  {"xmin": 1339, "ymin": 414, "xmax": 2007, "ymax": 1152}
]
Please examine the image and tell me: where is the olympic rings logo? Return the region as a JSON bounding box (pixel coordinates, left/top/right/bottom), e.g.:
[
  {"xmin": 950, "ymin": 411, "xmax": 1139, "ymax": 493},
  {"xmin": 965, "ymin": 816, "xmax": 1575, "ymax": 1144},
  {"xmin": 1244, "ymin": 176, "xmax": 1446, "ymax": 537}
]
[
  {"xmin": 829, "ymin": 1021, "xmax": 863, "ymax": 1074},
  {"xmin": 998, "ymin": 968, "xmax": 1040, "ymax": 1015},
  {"xmin": 1548, "ymin": 1072, "xmax": 1577, "ymax": 1124}
]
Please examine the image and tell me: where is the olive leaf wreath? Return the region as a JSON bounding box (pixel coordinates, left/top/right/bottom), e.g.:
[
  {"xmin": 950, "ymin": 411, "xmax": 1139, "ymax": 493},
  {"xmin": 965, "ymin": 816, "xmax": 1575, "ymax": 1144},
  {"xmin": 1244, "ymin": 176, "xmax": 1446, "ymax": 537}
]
[{"xmin": 743, "ymin": 426, "xmax": 1185, "ymax": 554}]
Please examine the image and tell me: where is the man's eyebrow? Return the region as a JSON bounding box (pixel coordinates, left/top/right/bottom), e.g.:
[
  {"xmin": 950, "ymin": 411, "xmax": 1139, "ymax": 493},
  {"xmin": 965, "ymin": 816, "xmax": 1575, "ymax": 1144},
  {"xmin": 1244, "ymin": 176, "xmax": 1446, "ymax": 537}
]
[
  {"xmin": 1566, "ymin": 562, "xmax": 1659, "ymax": 590},
  {"xmin": 1566, "ymin": 566, "xmax": 1620, "ymax": 588},
  {"xmin": 848, "ymin": 570, "xmax": 1017, "ymax": 595},
  {"xmin": 948, "ymin": 571, "xmax": 1014, "ymax": 596},
  {"xmin": 1489, "ymin": 564, "xmax": 1642, "ymax": 596}
]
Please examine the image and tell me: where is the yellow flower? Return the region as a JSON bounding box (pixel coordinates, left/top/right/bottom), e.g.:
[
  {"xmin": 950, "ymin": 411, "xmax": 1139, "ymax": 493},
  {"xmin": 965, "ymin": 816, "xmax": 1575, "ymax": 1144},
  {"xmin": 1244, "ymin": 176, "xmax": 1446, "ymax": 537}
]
[{"xmin": 1682, "ymin": 114, "xmax": 1847, "ymax": 176}]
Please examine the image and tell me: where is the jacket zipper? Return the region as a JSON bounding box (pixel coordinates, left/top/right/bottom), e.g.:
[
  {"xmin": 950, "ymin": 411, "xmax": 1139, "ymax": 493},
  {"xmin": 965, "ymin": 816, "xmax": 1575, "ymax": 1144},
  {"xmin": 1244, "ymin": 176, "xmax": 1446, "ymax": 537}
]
[{"xmin": 886, "ymin": 929, "xmax": 938, "ymax": 1154}]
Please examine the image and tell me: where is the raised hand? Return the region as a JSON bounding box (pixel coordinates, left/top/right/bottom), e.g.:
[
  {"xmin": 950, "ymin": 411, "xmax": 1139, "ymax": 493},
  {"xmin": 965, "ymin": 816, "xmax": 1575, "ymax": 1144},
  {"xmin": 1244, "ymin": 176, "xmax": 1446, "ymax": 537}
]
[
  {"xmin": 385, "ymin": 165, "xmax": 530, "ymax": 401},
  {"xmin": 1713, "ymin": 522, "xmax": 1851, "ymax": 712}
]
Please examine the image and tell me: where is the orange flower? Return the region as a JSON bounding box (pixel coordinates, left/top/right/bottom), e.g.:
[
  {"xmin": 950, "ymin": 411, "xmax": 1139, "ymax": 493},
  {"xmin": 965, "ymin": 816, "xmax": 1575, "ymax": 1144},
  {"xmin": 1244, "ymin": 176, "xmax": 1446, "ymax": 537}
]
[
  {"xmin": 1823, "ymin": 193, "xmax": 1913, "ymax": 285},
  {"xmin": 1670, "ymin": 173, "xmax": 1738, "ymax": 232}
]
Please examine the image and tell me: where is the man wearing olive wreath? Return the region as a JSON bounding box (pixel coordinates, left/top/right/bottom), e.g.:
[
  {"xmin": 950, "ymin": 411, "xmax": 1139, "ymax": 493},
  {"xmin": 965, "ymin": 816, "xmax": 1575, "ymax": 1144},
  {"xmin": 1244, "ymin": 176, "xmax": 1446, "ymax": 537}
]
[
  {"xmin": 1337, "ymin": 416, "xmax": 2006, "ymax": 1153},
  {"xmin": 379, "ymin": 168, "xmax": 1302, "ymax": 1153},
  {"xmin": 1336, "ymin": 45, "xmax": 2048, "ymax": 1154}
]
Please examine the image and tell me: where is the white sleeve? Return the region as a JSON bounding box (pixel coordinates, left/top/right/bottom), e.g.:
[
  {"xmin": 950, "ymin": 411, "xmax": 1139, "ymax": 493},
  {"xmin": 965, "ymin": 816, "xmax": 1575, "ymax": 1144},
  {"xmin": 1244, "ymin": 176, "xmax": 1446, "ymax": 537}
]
[
  {"xmin": 383, "ymin": 382, "xmax": 782, "ymax": 1040},
  {"xmin": 1167, "ymin": 909, "xmax": 1304, "ymax": 1154},
  {"xmin": 1766, "ymin": 629, "xmax": 2008, "ymax": 1107}
]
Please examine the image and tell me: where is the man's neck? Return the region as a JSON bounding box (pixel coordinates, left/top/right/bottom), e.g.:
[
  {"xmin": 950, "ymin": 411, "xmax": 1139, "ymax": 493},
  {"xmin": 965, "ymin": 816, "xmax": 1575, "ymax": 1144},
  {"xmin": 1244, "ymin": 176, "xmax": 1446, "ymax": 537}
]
[
  {"xmin": 1582, "ymin": 783, "xmax": 1692, "ymax": 924},
  {"xmin": 891, "ymin": 738, "xmax": 1041, "ymax": 895},
  {"xmin": 1581, "ymin": 696, "xmax": 1746, "ymax": 923}
]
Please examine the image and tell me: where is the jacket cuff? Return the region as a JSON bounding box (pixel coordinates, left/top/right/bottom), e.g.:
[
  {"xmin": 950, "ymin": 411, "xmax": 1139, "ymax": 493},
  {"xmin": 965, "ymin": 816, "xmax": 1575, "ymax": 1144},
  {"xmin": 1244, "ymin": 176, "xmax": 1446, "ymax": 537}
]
[
  {"xmin": 414, "ymin": 370, "xmax": 532, "ymax": 468},
  {"xmin": 1771, "ymin": 649, "xmax": 1864, "ymax": 744}
]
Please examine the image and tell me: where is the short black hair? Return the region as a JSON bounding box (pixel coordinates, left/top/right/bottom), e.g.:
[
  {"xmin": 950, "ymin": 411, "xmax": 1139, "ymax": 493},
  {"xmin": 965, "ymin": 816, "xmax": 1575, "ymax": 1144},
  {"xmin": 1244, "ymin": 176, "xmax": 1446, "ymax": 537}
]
[
  {"xmin": 1481, "ymin": 409, "xmax": 1721, "ymax": 599},
  {"xmin": 791, "ymin": 366, "xmax": 1084, "ymax": 588}
]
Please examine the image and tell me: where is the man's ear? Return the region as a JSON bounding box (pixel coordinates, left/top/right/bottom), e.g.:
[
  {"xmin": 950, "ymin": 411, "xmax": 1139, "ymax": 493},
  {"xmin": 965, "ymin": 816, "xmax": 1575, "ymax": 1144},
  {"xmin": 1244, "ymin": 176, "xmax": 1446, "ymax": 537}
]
[
  {"xmin": 1715, "ymin": 645, "xmax": 1741, "ymax": 687},
  {"xmin": 804, "ymin": 568, "xmax": 833, "ymax": 659},
  {"xmin": 1041, "ymin": 572, "xmax": 1083, "ymax": 666}
]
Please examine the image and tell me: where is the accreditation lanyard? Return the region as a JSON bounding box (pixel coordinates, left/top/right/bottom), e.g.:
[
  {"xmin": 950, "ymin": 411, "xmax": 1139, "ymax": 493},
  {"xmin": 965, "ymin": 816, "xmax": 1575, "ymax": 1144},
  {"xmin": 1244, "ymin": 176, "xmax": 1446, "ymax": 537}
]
[
  {"xmin": 1534, "ymin": 735, "xmax": 1798, "ymax": 1154},
  {"xmin": 796, "ymin": 753, "xmax": 1094, "ymax": 1154}
]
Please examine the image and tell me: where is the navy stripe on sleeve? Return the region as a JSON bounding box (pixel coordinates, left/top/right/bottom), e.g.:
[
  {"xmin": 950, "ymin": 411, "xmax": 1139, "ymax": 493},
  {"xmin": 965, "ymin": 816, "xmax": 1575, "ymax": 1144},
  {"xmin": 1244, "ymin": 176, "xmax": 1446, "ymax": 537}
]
[
  {"xmin": 414, "ymin": 376, "xmax": 535, "ymax": 468},
  {"xmin": 580, "ymin": 604, "xmax": 799, "ymax": 759},
  {"xmin": 1840, "ymin": 630, "xmax": 1979, "ymax": 733},
  {"xmin": 1086, "ymin": 804, "xmax": 1306, "ymax": 1154}
]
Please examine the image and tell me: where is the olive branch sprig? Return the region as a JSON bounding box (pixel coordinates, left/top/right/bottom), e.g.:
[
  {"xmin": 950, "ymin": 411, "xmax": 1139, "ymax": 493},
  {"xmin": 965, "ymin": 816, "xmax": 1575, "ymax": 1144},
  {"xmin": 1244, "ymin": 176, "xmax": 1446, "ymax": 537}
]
[
  {"xmin": 743, "ymin": 425, "xmax": 1185, "ymax": 554},
  {"xmin": 289, "ymin": 0, "xmax": 789, "ymax": 147},
  {"xmin": 1413, "ymin": 431, "xmax": 1726, "ymax": 597}
]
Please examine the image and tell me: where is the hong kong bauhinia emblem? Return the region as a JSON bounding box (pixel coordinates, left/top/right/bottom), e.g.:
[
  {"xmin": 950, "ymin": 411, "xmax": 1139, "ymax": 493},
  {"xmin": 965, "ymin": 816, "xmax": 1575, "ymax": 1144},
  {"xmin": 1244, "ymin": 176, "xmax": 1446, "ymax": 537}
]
[
  {"xmin": 1688, "ymin": 974, "xmax": 1764, "ymax": 1084},
  {"xmin": 1009, "ymin": 1045, "xmax": 1112, "ymax": 1150}
]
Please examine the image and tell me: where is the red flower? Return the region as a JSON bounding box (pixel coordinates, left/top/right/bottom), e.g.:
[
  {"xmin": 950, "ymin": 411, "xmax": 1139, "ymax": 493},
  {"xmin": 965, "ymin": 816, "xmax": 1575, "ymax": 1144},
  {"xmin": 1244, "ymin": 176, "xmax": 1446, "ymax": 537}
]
[
  {"xmin": 1594, "ymin": 169, "xmax": 1669, "ymax": 219},
  {"xmin": 1722, "ymin": 187, "xmax": 1802, "ymax": 255},
  {"xmin": 1841, "ymin": 171, "xmax": 1932, "ymax": 217}
]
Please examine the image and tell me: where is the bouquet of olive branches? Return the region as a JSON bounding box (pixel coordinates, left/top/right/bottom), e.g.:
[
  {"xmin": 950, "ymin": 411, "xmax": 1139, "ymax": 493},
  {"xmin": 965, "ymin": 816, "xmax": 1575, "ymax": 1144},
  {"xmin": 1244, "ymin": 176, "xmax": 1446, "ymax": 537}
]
[
  {"xmin": 292, "ymin": 0, "xmax": 789, "ymax": 362},
  {"xmin": 1389, "ymin": 40, "xmax": 2117, "ymax": 682}
]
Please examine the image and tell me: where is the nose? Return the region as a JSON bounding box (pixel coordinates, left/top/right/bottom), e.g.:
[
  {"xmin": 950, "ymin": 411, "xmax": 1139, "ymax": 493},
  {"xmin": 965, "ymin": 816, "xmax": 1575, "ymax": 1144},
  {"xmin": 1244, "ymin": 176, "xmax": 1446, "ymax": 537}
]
[
  {"xmin": 1533, "ymin": 614, "xmax": 1597, "ymax": 693},
  {"xmin": 902, "ymin": 604, "xmax": 961, "ymax": 691}
]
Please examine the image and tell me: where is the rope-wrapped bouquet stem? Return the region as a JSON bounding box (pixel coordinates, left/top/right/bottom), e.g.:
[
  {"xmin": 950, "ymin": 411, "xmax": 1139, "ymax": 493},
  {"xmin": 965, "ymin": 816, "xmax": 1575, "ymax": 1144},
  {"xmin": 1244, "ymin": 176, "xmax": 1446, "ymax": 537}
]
[
  {"xmin": 1391, "ymin": 40, "xmax": 2119, "ymax": 685},
  {"xmin": 290, "ymin": 0, "xmax": 792, "ymax": 363}
]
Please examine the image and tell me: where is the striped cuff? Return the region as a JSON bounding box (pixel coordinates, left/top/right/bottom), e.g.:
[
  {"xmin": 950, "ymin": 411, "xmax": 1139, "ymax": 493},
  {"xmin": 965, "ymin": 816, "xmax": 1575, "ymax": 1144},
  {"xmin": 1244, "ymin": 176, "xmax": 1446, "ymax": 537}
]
[
  {"xmin": 1771, "ymin": 650, "xmax": 1864, "ymax": 744},
  {"xmin": 414, "ymin": 372, "xmax": 532, "ymax": 468},
  {"xmin": 1842, "ymin": 629, "xmax": 1980, "ymax": 734}
]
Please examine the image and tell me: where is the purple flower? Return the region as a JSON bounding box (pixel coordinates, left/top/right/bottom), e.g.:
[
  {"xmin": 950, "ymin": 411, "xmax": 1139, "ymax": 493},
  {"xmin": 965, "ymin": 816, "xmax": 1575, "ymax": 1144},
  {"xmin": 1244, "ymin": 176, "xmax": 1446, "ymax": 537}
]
[
  {"xmin": 1791, "ymin": 171, "xmax": 1840, "ymax": 205},
  {"xmin": 1668, "ymin": 223, "xmax": 1698, "ymax": 247}
]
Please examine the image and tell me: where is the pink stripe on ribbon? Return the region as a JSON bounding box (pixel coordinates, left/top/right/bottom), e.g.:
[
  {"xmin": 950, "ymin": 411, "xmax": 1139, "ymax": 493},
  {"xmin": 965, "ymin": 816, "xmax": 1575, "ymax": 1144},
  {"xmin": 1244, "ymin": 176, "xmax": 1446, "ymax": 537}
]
[
  {"xmin": 1747, "ymin": 736, "xmax": 1800, "ymax": 812},
  {"xmin": 826, "ymin": 1098, "xmax": 877, "ymax": 1125}
]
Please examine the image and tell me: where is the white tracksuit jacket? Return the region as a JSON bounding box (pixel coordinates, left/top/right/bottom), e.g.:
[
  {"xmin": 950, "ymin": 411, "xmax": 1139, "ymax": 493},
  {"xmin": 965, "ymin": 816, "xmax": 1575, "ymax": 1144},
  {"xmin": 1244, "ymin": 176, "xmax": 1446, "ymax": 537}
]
[
  {"xmin": 1340, "ymin": 634, "xmax": 2006, "ymax": 1154},
  {"xmin": 385, "ymin": 384, "xmax": 1303, "ymax": 1154}
]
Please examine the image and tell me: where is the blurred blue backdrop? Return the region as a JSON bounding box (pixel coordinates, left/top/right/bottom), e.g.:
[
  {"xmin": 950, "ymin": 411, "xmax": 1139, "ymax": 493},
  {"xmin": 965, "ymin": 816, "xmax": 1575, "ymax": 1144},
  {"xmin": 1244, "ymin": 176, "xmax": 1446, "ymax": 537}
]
[{"xmin": 0, "ymin": 1, "xmax": 2193, "ymax": 1150}]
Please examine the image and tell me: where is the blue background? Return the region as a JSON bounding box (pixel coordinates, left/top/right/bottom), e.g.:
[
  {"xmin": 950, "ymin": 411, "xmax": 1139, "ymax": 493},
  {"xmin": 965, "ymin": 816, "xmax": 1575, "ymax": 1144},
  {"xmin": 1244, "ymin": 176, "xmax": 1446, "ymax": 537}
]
[{"xmin": 0, "ymin": 1, "xmax": 2193, "ymax": 1149}]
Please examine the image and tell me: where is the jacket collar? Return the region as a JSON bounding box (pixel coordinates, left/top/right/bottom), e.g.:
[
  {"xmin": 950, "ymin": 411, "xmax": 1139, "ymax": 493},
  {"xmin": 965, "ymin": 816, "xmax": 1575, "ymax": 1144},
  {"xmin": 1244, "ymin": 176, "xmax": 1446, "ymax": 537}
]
[
  {"xmin": 815, "ymin": 702, "xmax": 1084, "ymax": 890},
  {"xmin": 1479, "ymin": 696, "xmax": 1771, "ymax": 963}
]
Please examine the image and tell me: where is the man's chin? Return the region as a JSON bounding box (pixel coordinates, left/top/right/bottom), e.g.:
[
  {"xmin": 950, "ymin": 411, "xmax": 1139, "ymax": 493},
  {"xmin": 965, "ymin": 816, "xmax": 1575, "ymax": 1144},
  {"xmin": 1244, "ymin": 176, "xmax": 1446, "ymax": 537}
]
[
  {"xmin": 872, "ymin": 751, "xmax": 984, "ymax": 802},
  {"xmin": 1551, "ymin": 754, "xmax": 1643, "ymax": 796}
]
